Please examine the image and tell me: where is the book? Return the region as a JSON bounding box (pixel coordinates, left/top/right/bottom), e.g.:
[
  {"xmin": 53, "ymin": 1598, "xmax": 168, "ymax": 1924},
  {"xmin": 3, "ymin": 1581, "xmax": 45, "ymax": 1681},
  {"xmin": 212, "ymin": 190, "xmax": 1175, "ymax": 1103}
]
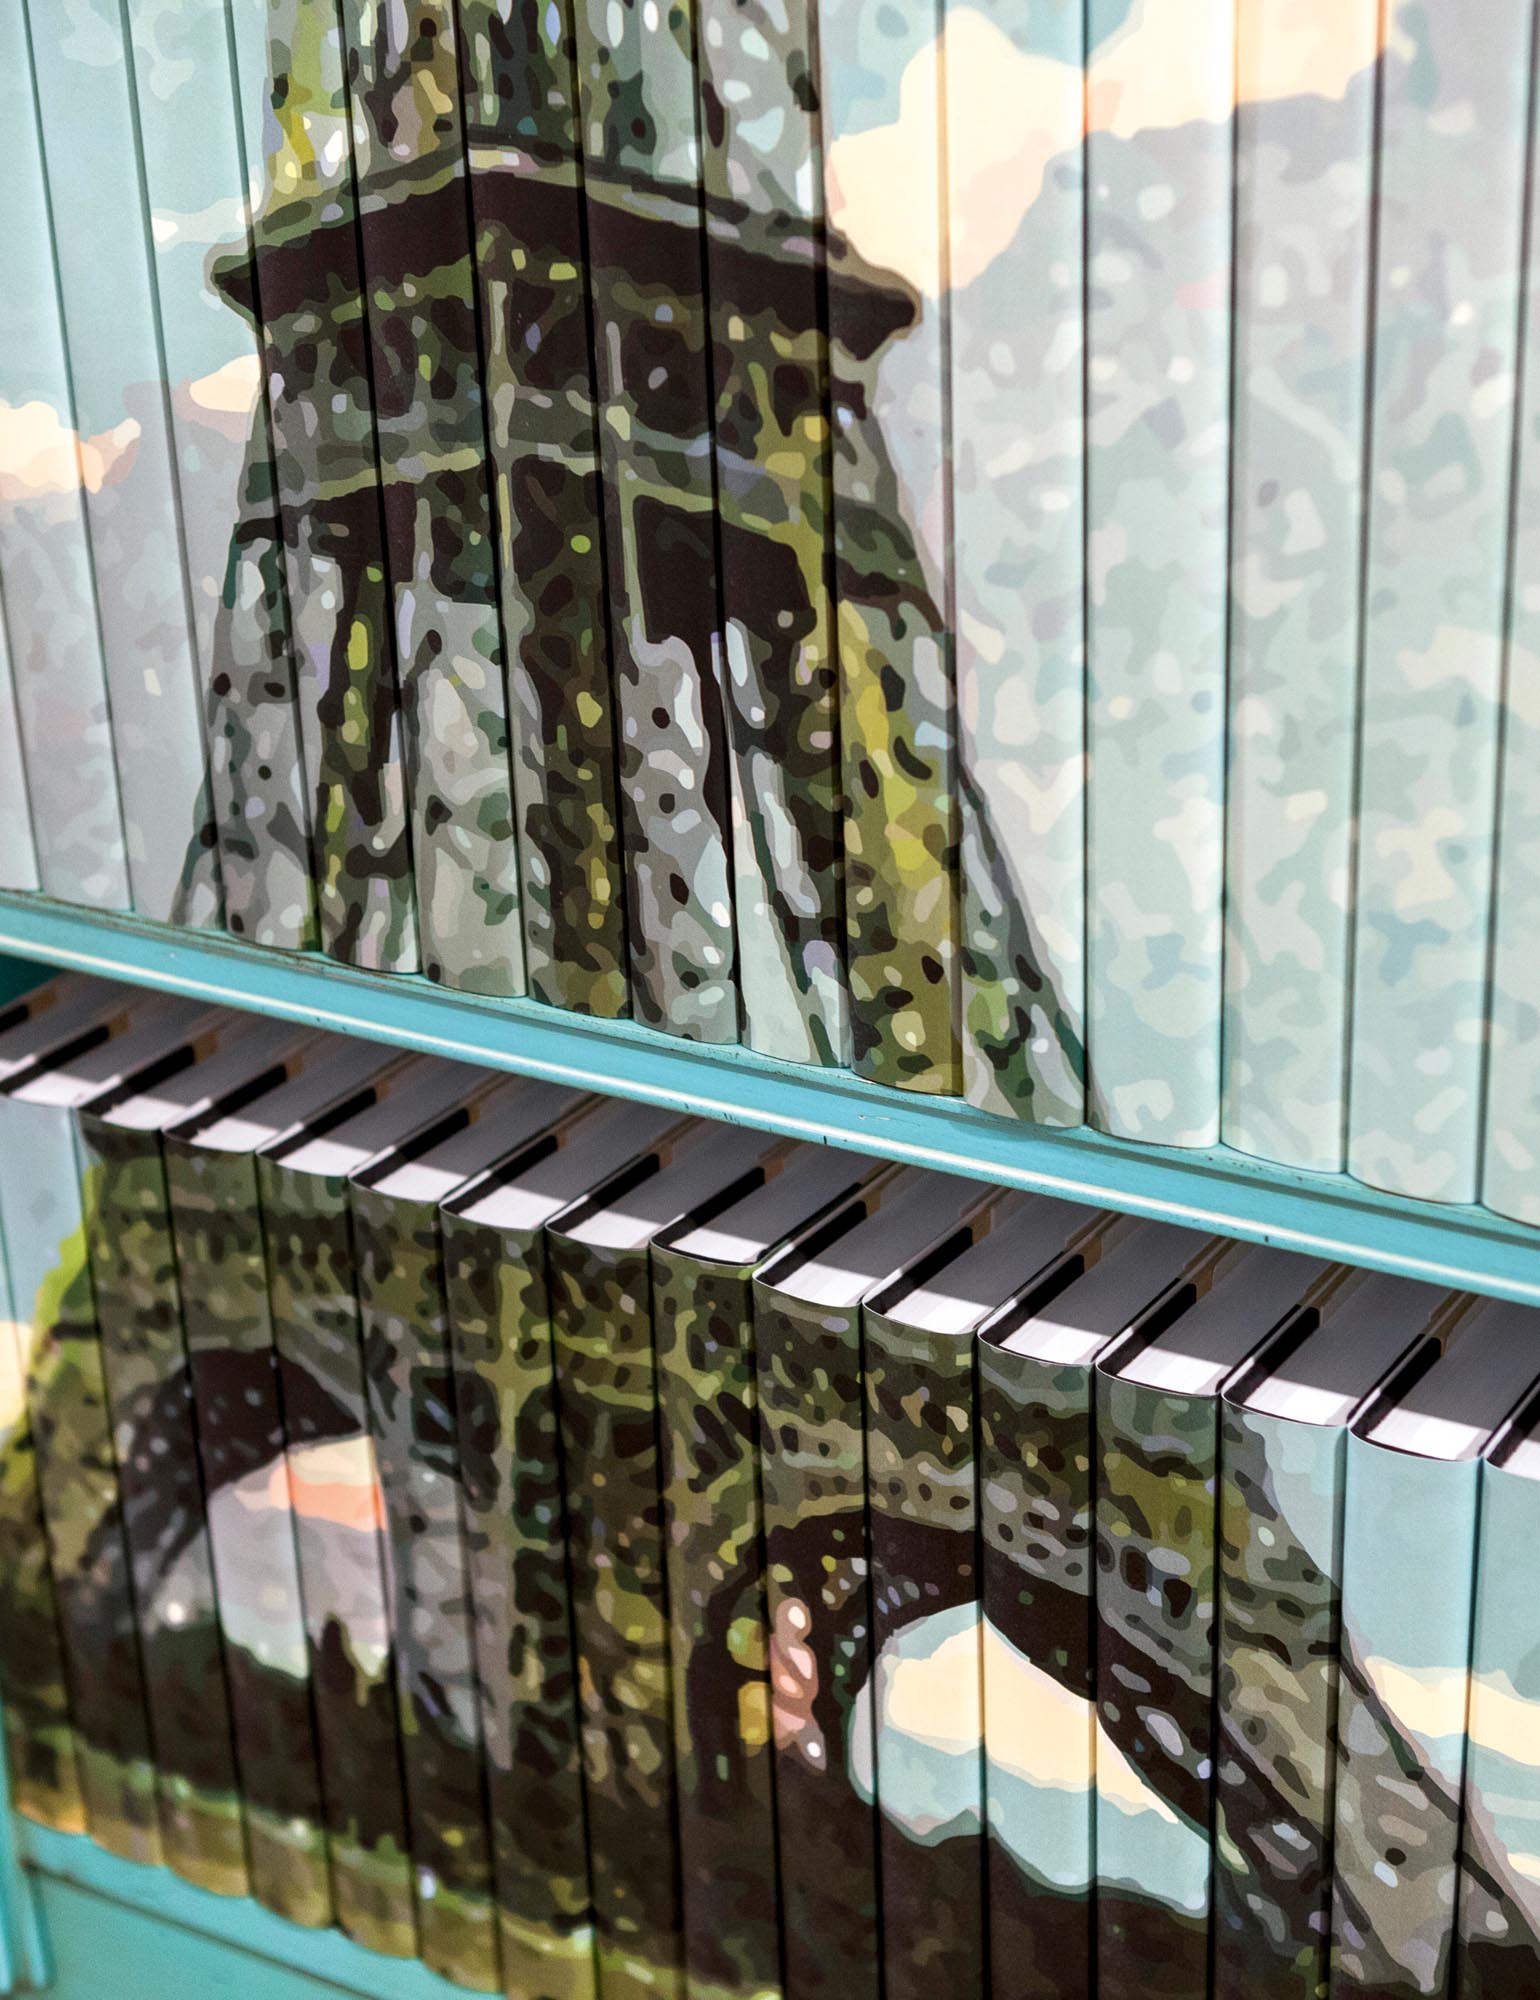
[
  {"xmin": 1330, "ymin": 1301, "xmax": 1540, "ymax": 2000},
  {"xmin": 696, "ymin": 0, "xmax": 849, "ymax": 1069},
  {"xmin": 1347, "ymin": 0, "xmax": 1532, "ymax": 1202},
  {"xmin": 653, "ymin": 1143, "xmax": 891, "ymax": 2000},
  {"xmin": 1221, "ymin": 2, "xmax": 1378, "ymax": 1173},
  {"xmin": 976, "ymin": 1214, "xmax": 1218, "ymax": 2000},
  {"xmin": 455, "ymin": 0, "xmax": 628, "ymax": 1019},
  {"xmin": 818, "ymin": 1, "xmax": 960, "ymax": 1095},
  {"xmin": 0, "ymin": 996, "xmax": 225, "ymax": 1863},
  {"xmin": 233, "ymin": 0, "xmax": 419, "ymax": 972},
  {"xmin": 570, "ymin": 0, "xmax": 738, "ymax": 1044},
  {"xmin": 1214, "ymin": 1273, "xmax": 1470, "ymax": 2000},
  {"xmin": 1095, "ymin": 1241, "xmax": 1340, "ymax": 1996},
  {"xmin": 946, "ymin": 0, "xmax": 1086, "ymax": 1125},
  {"xmin": 341, "ymin": 0, "xmax": 526, "ymax": 995},
  {"xmin": 1083, "ymin": 0, "xmax": 1234, "ymax": 1147},
  {"xmin": 1457, "ymin": 1391, "xmax": 1540, "ymax": 1997},
  {"xmin": 862, "ymin": 1191, "xmax": 1104, "ymax": 2000},
  {"xmin": 0, "ymin": 605, "xmax": 39, "ymax": 893},
  {"xmin": 351, "ymin": 1072, "xmax": 585, "ymax": 1989},
  {"xmin": 23, "ymin": 0, "xmax": 222, "ymax": 929},
  {"xmin": 259, "ymin": 1055, "xmax": 508, "ymax": 1960},
  {"xmin": 546, "ymin": 1117, "xmax": 799, "ymax": 2000},
  {"xmin": 0, "ymin": 0, "xmax": 130, "ymax": 913},
  {"xmin": 751, "ymin": 1165, "xmax": 1001, "ymax": 2000},
  {"xmin": 442, "ymin": 1095, "xmax": 684, "ymax": 2000},
  {"xmin": 125, "ymin": 0, "xmax": 317, "ymax": 953},
  {"xmin": 79, "ymin": 1013, "xmax": 331, "ymax": 1900}
]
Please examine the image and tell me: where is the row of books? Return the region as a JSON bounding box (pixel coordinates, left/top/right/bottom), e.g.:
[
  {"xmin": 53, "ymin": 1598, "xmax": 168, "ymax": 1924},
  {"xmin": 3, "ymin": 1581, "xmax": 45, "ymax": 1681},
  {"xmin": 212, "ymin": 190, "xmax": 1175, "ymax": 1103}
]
[
  {"xmin": 2, "ymin": 0, "xmax": 1537, "ymax": 1220},
  {"xmin": 0, "ymin": 973, "xmax": 1537, "ymax": 2000}
]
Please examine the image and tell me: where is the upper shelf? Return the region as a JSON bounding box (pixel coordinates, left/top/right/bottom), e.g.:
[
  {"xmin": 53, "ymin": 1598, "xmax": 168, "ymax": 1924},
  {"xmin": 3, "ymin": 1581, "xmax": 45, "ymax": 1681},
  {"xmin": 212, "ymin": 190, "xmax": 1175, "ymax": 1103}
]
[{"xmin": 1, "ymin": 889, "xmax": 1536, "ymax": 1306}]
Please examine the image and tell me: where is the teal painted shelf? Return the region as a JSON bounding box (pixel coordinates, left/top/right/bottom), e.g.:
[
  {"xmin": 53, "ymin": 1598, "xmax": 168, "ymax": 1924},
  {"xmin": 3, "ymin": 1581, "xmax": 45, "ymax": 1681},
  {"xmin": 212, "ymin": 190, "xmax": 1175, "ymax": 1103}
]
[{"xmin": 0, "ymin": 888, "xmax": 1537, "ymax": 1305}]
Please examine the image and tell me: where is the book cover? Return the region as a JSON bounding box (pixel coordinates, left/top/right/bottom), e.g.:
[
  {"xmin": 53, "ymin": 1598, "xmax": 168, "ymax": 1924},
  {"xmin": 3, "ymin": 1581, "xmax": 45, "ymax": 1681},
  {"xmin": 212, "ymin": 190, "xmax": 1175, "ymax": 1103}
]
[
  {"xmin": 456, "ymin": 0, "xmax": 628, "ymax": 1019},
  {"xmin": 0, "ymin": 996, "xmax": 221, "ymax": 1864},
  {"xmin": 862, "ymin": 1191, "xmax": 1101, "ymax": 2000},
  {"xmin": 1221, "ymin": 1, "xmax": 1378, "ymax": 1173},
  {"xmin": 696, "ymin": 0, "xmax": 849, "ymax": 1069},
  {"xmin": 125, "ymin": 0, "xmax": 317, "ymax": 953},
  {"xmin": 230, "ymin": 0, "xmax": 419, "ymax": 972},
  {"xmin": 653, "ymin": 1144, "xmax": 889, "ymax": 2000},
  {"xmin": 258, "ymin": 1056, "xmax": 500, "ymax": 1960},
  {"xmin": 1330, "ymin": 1302, "xmax": 1540, "ymax": 2000},
  {"xmin": 1083, "ymin": 0, "xmax": 1234, "ymax": 1147},
  {"xmin": 0, "ymin": 0, "xmax": 128, "ymax": 912},
  {"xmin": 1347, "ymin": 0, "xmax": 1532, "ymax": 1202},
  {"xmin": 1095, "ymin": 1241, "xmax": 1338, "ymax": 1996},
  {"xmin": 819, "ymin": 0, "xmax": 959, "ymax": 1095},
  {"xmin": 1213, "ymin": 1273, "xmax": 1467, "ymax": 2000},
  {"xmin": 946, "ymin": 0, "xmax": 1086, "ymax": 1125},
  {"xmin": 546, "ymin": 1117, "xmax": 794, "ymax": 2000},
  {"xmin": 351, "ymin": 1072, "xmax": 583, "ymax": 1989},
  {"xmin": 571, "ymin": 0, "xmax": 738, "ymax": 1044},
  {"xmin": 976, "ymin": 1214, "xmax": 1211, "ymax": 2000},
  {"xmin": 442, "ymin": 1095, "xmax": 682, "ymax": 2000},
  {"xmin": 342, "ymin": 0, "xmax": 526, "ymax": 996},
  {"xmin": 22, "ymin": 0, "xmax": 222, "ymax": 928}
]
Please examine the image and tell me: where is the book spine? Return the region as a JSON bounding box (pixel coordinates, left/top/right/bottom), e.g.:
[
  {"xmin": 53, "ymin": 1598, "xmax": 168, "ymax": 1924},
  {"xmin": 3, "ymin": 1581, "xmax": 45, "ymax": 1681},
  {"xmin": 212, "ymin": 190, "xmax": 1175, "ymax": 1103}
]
[
  {"xmin": 0, "ymin": 607, "xmax": 39, "ymax": 894},
  {"xmin": 863, "ymin": 1307, "xmax": 983, "ymax": 2000},
  {"xmin": 126, "ymin": 0, "xmax": 318, "ymax": 954},
  {"xmin": 1457, "ymin": 1456, "xmax": 1540, "ymax": 1997},
  {"xmin": 0, "ymin": 0, "xmax": 129, "ymax": 911},
  {"xmin": 975, "ymin": 1343, "xmax": 1095, "ymax": 2000},
  {"xmin": 1221, "ymin": 5, "xmax": 1377, "ymax": 1173},
  {"xmin": 1347, "ymin": 0, "xmax": 1533, "ymax": 1202},
  {"xmin": 1084, "ymin": 0, "xmax": 1234, "ymax": 1147},
  {"xmin": 442, "ymin": 1208, "xmax": 598, "ymax": 2000},
  {"xmin": 0, "ymin": 1178, "xmax": 86, "ymax": 1834},
  {"xmin": 78, "ymin": 1116, "xmax": 247, "ymax": 1898},
  {"xmin": 696, "ymin": 0, "xmax": 849, "ymax": 1070},
  {"xmin": 752, "ymin": 1285, "xmax": 880, "ymax": 2000},
  {"xmin": 164, "ymin": 1142, "xmax": 332, "ymax": 1927},
  {"xmin": 23, "ymin": 0, "xmax": 222, "ymax": 929},
  {"xmin": 947, "ymin": 0, "xmax": 1086, "ymax": 1126},
  {"xmin": 547, "ymin": 1230, "xmax": 684, "ymax": 2000},
  {"xmin": 257, "ymin": 1155, "xmax": 417, "ymax": 1960},
  {"xmin": 819, "ymin": 0, "xmax": 960, "ymax": 1095},
  {"xmin": 1214, "ymin": 1408, "xmax": 1345, "ymax": 2000},
  {"xmin": 238, "ymin": 0, "xmax": 420, "ymax": 972},
  {"xmin": 1330, "ymin": 1438, "xmax": 1480, "ymax": 1999},
  {"xmin": 652, "ymin": 1247, "xmax": 780, "ymax": 2000},
  {"xmin": 1094, "ymin": 1374, "xmax": 1221, "ymax": 1996},
  {"xmin": 456, "ymin": 0, "xmax": 629, "ymax": 1020},
  {"xmin": 351, "ymin": 1184, "xmax": 500, "ymax": 1992},
  {"xmin": 343, "ymin": 0, "xmax": 527, "ymax": 997},
  {"xmin": 0, "ymin": 1098, "xmax": 160, "ymax": 1863},
  {"xmin": 571, "ymin": 0, "xmax": 739, "ymax": 1044}
]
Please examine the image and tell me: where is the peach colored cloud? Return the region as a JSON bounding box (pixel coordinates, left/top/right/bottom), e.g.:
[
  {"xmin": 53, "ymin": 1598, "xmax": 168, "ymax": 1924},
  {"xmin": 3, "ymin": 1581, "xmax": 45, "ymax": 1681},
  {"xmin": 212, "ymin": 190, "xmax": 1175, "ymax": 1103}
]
[{"xmin": 0, "ymin": 401, "xmax": 139, "ymax": 506}]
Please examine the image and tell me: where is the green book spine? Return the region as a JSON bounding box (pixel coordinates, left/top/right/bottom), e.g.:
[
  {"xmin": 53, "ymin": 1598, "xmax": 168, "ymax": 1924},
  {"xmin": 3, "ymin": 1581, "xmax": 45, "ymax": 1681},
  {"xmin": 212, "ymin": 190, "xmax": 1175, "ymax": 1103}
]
[
  {"xmin": 753, "ymin": 1279, "xmax": 879, "ymax": 2000},
  {"xmin": 442, "ymin": 1203, "xmax": 598, "ymax": 2000},
  {"xmin": 571, "ymin": 0, "xmax": 739, "ymax": 1044},
  {"xmin": 78, "ymin": 1114, "xmax": 247, "ymax": 1898},
  {"xmin": 342, "ymin": 0, "xmax": 526, "ymax": 997},
  {"xmin": 258, "ymin": 1152, "xmax": 417, "ymax": 1960},
  {"xmin": 457, "ymin": 0, "xmax": 628, "ymax": 1019},
  {"xmin": 976, "ymin": 1336, "xmax": 1096, "ymax": 1998},
  {"xmin": 0, "ymin": 1180, "xmax": 86, "ymax": 1834},
  {"xmin": 235, "ymin": 0, "xmax": 419, "ymax": 972},
  {"xmin": 863, "ymin": 1295, "xmax": 984, "ymax": 1999},
  {"xmin": 164, "ymin": 1140, "xmax": 332, "ymax": 1928},
  {"xmin": 652, "ymin": 1244, "xmax": 780, "ymax": 2000},
  {"xmin": 819, "ymin": 0, "xmax": 960, "ymax": 1095},
  {"xmin": 351, "ymin": 1181, "xmax": 501, "ymax": 1992},
  {"xmin": 0, "ymin": 1096, "xmax": 160, "ymax": 1863}
]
